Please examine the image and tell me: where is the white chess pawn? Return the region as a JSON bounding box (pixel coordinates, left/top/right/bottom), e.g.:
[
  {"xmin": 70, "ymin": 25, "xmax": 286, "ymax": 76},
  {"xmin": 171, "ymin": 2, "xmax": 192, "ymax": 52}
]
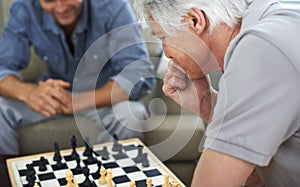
[
  {"xmin": 98, "ymin": 167, "xmax": 107, "ymax": 185},
  {"xmin": 73, "ymin": 177, "xmax": 79, "ymax": 187},
  {"xmin": 146, "ymin": 178, "xmax": 152, "ymax": 187},
  {"xmin": 171, "ymin": 180, "xmax": 179, "ymax": 187},
  {"xmin": 130, "ymin": 181, "xmax": 135, "ymax": 187},
  {"xmin": 162, "ymin": 174, "xmax": 170, "ymax": 187},
  {"xmin": 65, "ymin": 170, "xmax": 73, "ymax": 187},
  {"xmin": 106, "ymin": 168, "xmax": 113, "ymax": 187}
]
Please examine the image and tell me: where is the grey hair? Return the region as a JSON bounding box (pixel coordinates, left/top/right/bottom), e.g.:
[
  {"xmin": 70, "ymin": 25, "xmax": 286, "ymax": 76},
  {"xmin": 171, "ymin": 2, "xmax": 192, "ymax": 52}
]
[{"xmin": 133, "ymin": 0, "xmax": 249, "ymax": 35}]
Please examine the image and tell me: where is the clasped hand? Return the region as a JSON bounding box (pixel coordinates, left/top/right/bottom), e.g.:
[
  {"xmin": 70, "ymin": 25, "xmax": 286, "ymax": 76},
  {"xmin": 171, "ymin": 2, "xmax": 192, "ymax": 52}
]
[{"xmin": 24, "ymin": 79, "xmax": 73, "ymax": 117}]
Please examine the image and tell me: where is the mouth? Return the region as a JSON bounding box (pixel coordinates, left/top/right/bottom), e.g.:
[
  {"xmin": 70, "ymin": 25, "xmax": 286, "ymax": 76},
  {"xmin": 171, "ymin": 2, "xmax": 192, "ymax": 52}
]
[{"xmin": 55, "ymin": 8, "xmax": 73, "ymax": 19}]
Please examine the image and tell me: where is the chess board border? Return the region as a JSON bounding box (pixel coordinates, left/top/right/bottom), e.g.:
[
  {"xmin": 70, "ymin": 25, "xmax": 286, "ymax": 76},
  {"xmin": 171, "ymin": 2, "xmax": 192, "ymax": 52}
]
[{"xmin": 7, "ymin": 138, "xmax": 186, "ymax": 187}]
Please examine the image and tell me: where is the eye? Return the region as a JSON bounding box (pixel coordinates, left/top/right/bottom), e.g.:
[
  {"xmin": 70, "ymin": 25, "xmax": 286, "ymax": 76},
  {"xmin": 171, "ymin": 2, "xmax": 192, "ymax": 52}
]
[{"xmin": 159, "ymin": 36, "xmax": 166, "ymax": 41}]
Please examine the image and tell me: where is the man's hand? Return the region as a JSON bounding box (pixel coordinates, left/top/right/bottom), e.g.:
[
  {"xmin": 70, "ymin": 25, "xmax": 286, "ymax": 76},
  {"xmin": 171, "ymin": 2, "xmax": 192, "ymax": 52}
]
[
  {"xmin": 24, "ymin": 79, "xmax": 71, "ymax": 117},
  {"xmin": 162, "ymin": 60, "xmax": 217, "ymax": 123}
]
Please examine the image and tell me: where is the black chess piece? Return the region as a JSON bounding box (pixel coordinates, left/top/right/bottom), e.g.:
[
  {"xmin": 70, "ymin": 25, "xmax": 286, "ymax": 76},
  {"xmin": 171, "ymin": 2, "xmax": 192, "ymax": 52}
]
[
  {"xmin": 26, "ymin": 164, "xmax": 35, "ymax": 181},
  {"xmin": 53, "ymin": 142, "xmax": 62, "ymax": 162},
  {"xmin": 86, "ymin": 146, "xmax": 98, "ymax": 165},
  {"xmin": 142, "ymin": 153, "xmax": 150, "ymax": 167},
  {"xmin": 83, "ymin": 137, "xmax": 91, "ymax": 156},
  {"xmin": 70, "ymin": 135, "xmax": 79, "ymax": 160},
  {"xmin": 101, "ymin": 146, "xmax": 109, "ymax": 160},
  {"xmin": 134, "ymin": 145, "xmax": 144, "ymax": 163},
  {"xmin": 82, "ymin": 167, "xmax": 96, "ymax": 187},
  {"xmin": 74, "ymin": 157, "xmax": 83, "ymax": 174},
  {"xmin": 112, "ymin": 134, "xmax": 122, "ymax": 152},
  {"xmin": 38, "ymin": 156, "xmax": 47, "ymax": 171},
  {"xmin": 93, "ymin": 161, "xmax": 102, "ymax": 179}
]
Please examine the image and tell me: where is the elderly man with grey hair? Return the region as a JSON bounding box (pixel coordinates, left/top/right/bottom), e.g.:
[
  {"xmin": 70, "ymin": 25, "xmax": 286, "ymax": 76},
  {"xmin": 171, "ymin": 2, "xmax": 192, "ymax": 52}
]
[{"xmin": 134, "ymin": 0, "xmax": 300, "ymax": 186}]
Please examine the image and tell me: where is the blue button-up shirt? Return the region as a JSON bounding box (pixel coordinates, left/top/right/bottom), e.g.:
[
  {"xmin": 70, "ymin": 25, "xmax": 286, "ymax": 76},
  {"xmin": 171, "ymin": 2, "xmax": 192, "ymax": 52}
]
[{"xmin": 0, "ymin": 0, "xmax": 155, "ymax": 100}]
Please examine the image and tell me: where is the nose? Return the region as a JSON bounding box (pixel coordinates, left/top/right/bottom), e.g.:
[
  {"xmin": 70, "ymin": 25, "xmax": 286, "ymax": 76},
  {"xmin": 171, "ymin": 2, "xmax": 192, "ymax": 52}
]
[{"xmin": 55, "ymin": 0, "xmax": 67, "ymax": 13}]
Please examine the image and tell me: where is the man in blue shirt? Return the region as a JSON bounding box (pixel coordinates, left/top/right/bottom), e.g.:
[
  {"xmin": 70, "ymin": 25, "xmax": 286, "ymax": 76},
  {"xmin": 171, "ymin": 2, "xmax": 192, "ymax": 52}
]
[{"xmin": 0, "ymin": 0, "xmax": 155, "ymax": 154}]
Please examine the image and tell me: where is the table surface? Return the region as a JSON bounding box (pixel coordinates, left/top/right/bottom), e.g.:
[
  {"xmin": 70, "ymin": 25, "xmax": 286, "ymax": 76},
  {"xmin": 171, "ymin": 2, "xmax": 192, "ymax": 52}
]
[{"xmin": 0, "ymin": 154, "xmax": 13, "ymax": 187}]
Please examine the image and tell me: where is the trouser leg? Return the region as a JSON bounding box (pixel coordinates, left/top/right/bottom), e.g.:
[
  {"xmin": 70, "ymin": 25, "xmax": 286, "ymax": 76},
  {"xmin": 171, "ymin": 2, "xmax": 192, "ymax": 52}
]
[
  {"xmin": 78, "ymin": 101, "xmax": 148, "ymax": 143},
  {"xmin": 0, "ymin": 97, "xmax": 46, "ymax": 154}
]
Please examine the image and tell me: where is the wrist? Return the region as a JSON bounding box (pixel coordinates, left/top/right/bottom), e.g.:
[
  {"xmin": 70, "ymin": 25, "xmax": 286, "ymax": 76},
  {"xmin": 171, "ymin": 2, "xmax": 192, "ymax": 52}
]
[{"xmin": 18, "ymin": 84, "xmax": 36, "ymax": 103}]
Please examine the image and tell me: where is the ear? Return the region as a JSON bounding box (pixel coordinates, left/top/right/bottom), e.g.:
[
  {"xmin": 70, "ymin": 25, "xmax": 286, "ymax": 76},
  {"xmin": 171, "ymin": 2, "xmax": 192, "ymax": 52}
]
[{"xmin": 186, "ymin": 8, "xmax": 207, "ymax": 35}]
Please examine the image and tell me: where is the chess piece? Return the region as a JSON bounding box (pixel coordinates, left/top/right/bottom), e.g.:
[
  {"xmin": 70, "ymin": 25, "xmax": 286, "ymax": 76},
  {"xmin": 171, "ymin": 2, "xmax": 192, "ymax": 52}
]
[
  {"xmin": 162, "ymin": 174, "xmax": 170, "ymax": 187},
  {"xmin": 70, "ymin": 135, "xmax": 79, "ymax": 160},
  {"xmin": 73, "ymin": 177, "xmax": 79, "ymax": 187},
  {"xmin": 134, "ymin": 145, "xmax": 143, "ymax": 163},
  {"xmin": 142, "ymin": 153, "xmax": 150, "ymax": 167},
  {"xmin": 82, "ymin": 167, "xmax": 93, "ymax": 187},
  {"xmin": 93, "ymin": 161, "xmax": 102, "ymax": 179},
  {"xmin": 83, "ymin": 137, "xmax": 91, "ymax": 156},
  {"xmin": 146, "ymin": 178, "xmax": 152, "ymax": 187},
  {"xmin": 130, "ymin": 181, "xmax": 135, "ymax": 187},
  {"xmin": 74, "ymin": 157, "xmax": 82, "ymax": 174},
  {"xmin": 101, "ymin": 146, "xmax": 110, "ymax": 160},
  {"xmin": 171, "ymin": 180, "xmax": 179, "ymax": 187},
  {"xmin": 106, "ymin": 168, "xmax": 114, "ymax": 187},
  {"xmin": 53, "ymin": 142, "xmax": 62, "ymax": 162},
  {"xmin": 38, "ymin": 156, "xmax": 47, "ymax": 171},
  {"xmin": 112, "ymin": 134, "xmax": 122, "ymax": 152},
  {"xmin": 65, "ymin": 170, "xmax": 73, "ymax": 187},
  {"xmin": 33, "ymin": 183, "xmax": 40, "ymax": 187},
  {"xmin": 98, "ymin": 168, "xmax": 107, "ymax": 185}
]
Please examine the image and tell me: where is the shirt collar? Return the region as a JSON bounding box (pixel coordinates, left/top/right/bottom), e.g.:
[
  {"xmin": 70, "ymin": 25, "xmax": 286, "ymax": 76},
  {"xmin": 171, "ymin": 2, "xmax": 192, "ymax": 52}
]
[{"xmin": 42, "ymin": 0, "xmax": 89, "ymax": 35}]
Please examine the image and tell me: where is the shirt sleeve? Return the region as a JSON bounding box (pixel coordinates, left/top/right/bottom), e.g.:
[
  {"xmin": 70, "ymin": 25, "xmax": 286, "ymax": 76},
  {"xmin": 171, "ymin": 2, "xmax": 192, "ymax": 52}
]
[
  {"xmin": 0, "ymin": 2, "xmax": 31, "ymax": 81},
  {"xmin": 204, "ymin": 34, "xmax": 300, "ymax": 166},
  {"xmin": 105, "ymin": 1, "xmax": 156, "ymax": 100}
]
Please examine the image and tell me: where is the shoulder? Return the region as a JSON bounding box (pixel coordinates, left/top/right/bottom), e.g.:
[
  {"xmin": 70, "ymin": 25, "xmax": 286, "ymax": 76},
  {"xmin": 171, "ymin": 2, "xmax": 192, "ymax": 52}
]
[
  {"xmin": 89, "ymin": 0, "xmax": 131, "ymax": 15},
  {"xmin": 8, "ymin": 0, "xmax": 42, "ymax": 21}
]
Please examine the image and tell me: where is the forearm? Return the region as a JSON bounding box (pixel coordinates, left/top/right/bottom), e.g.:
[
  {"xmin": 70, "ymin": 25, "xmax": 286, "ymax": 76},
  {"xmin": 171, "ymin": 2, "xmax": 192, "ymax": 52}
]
[
  {"xmin": 72, "ymin": 80, "xmax": 129, "ymax": 112},
  {"xmin": 0, "ymin": 75, "xmax": 35, "ymax": 102}
]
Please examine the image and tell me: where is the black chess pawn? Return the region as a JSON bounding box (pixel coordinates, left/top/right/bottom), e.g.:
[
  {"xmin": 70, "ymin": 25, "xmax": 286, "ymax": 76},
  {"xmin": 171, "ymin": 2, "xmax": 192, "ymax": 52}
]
[
  {"xmin": 101, "ymin": 146, "xmax": 109, "ymax": 160},
  {"xmin": 82, "ymin": 167, "xmax": 96, "ymax": 187},
  {"xmin": 38, "ymin": 156, "xmax": 47, "ymax": 171}
]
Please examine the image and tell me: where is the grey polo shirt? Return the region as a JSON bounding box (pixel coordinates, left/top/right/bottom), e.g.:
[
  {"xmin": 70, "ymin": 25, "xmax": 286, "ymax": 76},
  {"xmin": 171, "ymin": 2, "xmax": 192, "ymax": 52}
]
[{"xmin": 203, "ymin": 0, "xmax": 300, "ymax": 186}]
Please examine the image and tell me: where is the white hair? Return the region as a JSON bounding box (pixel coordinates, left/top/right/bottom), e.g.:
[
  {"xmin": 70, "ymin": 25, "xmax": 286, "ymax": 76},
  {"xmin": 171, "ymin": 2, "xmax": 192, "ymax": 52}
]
[{"xmin": 133, "ymin": 0, "xmax": 249, "ymax": 35}]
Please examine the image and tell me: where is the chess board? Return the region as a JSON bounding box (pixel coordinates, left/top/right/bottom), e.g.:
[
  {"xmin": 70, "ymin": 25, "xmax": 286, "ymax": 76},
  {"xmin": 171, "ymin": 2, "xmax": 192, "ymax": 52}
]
[{"xmin": 7, "ymin": 138, "xmax": 186, "ymax": 187}]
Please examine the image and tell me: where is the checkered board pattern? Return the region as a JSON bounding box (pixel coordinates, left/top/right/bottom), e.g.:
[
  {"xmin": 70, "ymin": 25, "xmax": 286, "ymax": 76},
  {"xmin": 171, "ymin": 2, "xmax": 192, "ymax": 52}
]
[{"xmin": 7, "ymin": 138, "xmax": 185, "ymax": 187}]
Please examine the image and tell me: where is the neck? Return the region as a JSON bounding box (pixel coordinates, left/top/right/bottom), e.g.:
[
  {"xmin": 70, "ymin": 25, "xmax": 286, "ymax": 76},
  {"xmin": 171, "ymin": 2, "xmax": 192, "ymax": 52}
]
[{"xmin": 207, "ymin": 23, "xmax": 241, "ymax": 72}]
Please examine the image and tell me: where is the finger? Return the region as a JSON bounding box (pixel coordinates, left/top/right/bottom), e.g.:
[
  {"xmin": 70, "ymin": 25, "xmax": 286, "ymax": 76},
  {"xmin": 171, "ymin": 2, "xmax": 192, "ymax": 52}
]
[
  {"xmin": 35, "ymin": 96, "xmax": 58, "ymax": 116},
  {"xmin": 164, "ymin": 74, "xmax": 186, "ymax": 90},
  {"xmin": 49, "ymin": 86, "xmax": 72, "ymax": 107},
  {"xmin": 45, "ymin": 79, "xmax": 70, "ymax": 88}
]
